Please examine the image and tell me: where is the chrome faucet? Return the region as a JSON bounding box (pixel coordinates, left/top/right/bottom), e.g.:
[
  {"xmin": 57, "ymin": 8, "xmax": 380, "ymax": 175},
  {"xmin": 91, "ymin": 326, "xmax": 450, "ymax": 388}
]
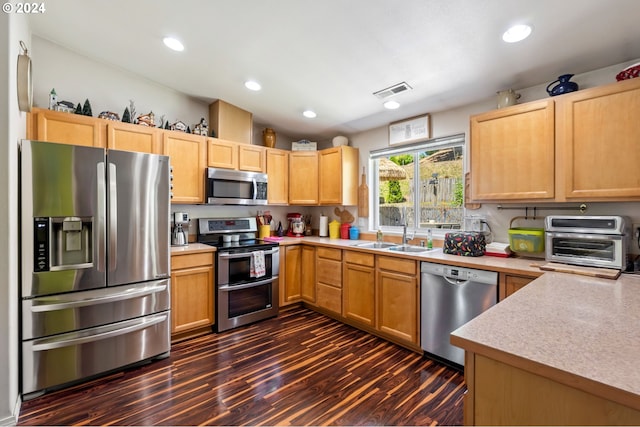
[{"xmin": 401, "ymin": 207, "xmax": 413, "ymax": 245}]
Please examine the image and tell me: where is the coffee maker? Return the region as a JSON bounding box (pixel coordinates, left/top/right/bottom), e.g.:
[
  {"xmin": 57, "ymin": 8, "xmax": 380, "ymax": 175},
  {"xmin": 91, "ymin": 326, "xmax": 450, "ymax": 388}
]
[{"xmin": 172, "ymin": 212, "xmax": 189, "ymax": 246}]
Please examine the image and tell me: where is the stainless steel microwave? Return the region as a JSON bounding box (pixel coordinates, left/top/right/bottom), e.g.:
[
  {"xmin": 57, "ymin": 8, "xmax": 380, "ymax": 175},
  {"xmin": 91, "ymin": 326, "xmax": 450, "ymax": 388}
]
[{"xmin": 205, "ymin": 168, "xmax": 268, "ymax": 205}]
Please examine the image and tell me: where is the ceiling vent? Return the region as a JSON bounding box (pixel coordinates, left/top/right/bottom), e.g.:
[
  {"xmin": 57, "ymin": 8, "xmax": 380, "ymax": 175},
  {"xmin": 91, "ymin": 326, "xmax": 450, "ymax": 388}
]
[{"xmin": 373, "ymin": 82, "xmax": 412, "ymax": 99}]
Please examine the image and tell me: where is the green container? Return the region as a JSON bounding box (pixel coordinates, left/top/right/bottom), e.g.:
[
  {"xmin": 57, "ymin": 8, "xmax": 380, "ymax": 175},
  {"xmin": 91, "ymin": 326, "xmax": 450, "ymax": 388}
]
[{"xmin": 508, "ymin": 227, "xmax": 545, "ymax": 253}]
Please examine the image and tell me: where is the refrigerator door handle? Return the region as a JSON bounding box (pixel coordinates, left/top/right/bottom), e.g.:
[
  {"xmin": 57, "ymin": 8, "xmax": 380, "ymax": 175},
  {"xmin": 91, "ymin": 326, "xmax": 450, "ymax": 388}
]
[
  {"xmin": 31, "ymin": 313, "xmax": 168, "ymax": 351},
  {"xmin": 97, "ymin": 162, "xmax": 106, "ymax": 272},
  {"xmin": 29, "ymin": 282, "xmax": 168, "ymax": 312},
  {"xmin": 108, "ymin": 162, "xmax": 118, "ymax": 271}
]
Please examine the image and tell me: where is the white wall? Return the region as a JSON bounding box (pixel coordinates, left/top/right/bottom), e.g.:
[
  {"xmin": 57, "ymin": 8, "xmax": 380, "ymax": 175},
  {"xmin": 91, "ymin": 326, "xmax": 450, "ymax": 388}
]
[
  {"xmin": 350, "ymin": 58, "xmax": 640, "ymax": 246},
  {"xmin": 32, "ymin": 36, "xmax": 209, "ymax": 127},
  {"xmin": 1, "ymin": 11, "xmax": 29, "ymax": 426}
]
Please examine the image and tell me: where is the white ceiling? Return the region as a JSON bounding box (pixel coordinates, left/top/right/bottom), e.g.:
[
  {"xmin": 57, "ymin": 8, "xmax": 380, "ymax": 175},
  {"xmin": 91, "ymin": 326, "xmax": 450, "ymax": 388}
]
[{"xmin": 28, "ymin": 0, "xmax": 640, "ymax": 140}]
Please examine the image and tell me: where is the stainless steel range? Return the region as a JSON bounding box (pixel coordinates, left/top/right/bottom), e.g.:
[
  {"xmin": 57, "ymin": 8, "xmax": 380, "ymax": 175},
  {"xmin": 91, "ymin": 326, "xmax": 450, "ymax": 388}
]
[{"xmin": 198, "ymin": 217, "xmax": 280, "ymax": 332}]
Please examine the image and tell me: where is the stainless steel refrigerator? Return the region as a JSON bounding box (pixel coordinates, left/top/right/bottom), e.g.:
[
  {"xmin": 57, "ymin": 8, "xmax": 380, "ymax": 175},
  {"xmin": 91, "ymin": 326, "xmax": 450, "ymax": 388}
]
[{"xmin": 20, "ymin": 140, "xmax": 171, "ymax": 398}]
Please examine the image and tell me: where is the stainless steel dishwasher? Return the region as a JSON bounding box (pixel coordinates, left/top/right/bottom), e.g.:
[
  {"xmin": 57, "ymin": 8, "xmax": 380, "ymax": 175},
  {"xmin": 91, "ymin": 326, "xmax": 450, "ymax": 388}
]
[{"xmin": 421, "ymin": 262, "xmax": 498, "ymax": 368}]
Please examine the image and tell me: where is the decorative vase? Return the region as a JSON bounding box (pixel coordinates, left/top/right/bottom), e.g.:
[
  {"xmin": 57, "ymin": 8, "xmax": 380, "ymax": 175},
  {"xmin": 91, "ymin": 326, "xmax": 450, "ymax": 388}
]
[
  {"xmin": 263, "ymin": 128, "xmax": 276, "ymax": 148},
  {"xmin": 546, "ymin": 74, "xmax": 579, "ymax": 97}
]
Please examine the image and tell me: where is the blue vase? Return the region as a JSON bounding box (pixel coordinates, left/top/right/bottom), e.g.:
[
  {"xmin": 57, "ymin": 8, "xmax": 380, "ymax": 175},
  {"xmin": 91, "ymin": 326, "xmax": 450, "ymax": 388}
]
[{"xmin": 546, "ymin": 74, "xmax": 579, "ymax": 96}]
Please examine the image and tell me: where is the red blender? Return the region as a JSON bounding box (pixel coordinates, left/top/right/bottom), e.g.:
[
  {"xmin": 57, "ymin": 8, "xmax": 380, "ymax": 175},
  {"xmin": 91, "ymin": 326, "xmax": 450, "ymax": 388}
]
[{"xmin": 287, "ymin": 213, "xmax": 305, "ymax": 237}]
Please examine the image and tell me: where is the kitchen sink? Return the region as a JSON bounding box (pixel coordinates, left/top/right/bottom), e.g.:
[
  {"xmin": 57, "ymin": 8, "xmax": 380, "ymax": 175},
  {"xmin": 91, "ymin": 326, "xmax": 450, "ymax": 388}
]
[
  {"xmin": 388, "ymin": 245, "xmax": 434, "ymax": 253},
  {"xmin": 352, "ymin": 241, "xmax": 397, "ymax": 249}
]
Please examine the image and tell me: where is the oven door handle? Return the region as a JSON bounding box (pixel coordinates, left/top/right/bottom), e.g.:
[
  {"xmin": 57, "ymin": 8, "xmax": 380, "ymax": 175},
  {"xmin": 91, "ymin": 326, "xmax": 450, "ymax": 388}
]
[
  {"xmin": 218, "ymin": 277, "xmax": 276, "ymax": 292},
  {"xmin": 218, "ymin": 248, "xmax": 279, "ymax": 259}
]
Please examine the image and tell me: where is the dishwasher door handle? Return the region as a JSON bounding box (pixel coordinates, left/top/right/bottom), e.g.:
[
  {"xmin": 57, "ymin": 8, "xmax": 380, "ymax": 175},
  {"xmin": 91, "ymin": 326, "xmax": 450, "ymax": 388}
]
[{"xmin": 443, "ymin": 276, "xmax": 468, "ymax": 286}]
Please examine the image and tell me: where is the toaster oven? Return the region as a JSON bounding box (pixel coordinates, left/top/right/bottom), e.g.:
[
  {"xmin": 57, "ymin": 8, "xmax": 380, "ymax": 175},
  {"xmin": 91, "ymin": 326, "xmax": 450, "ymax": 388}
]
[{"xmin": 545, "ymin": 216, "xmax": 630, "ymax": 270}]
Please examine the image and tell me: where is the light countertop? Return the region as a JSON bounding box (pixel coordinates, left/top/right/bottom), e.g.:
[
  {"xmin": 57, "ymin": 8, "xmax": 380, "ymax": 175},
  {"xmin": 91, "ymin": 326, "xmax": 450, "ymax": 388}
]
[
  {"xmin": 170, "ymin": 243, "xmax": 215, "ymax": 254},
  {"xmin": 451, "ymin": 271, "xmax": 640, "ymax": 410}
]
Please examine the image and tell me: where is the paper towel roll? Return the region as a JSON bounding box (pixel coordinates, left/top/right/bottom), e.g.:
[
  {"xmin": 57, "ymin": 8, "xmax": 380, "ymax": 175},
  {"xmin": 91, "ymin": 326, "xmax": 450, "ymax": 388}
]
[{"xmin": 319, "ymin": 215, "xmax": 328, "ymax": 237}]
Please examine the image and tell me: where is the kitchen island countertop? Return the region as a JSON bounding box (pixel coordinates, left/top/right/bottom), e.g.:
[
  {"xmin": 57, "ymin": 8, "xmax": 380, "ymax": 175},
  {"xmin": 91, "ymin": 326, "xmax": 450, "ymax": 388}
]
[{"xmin": 451, "ymin": 271, "xmax": 640, "ymax": 412}]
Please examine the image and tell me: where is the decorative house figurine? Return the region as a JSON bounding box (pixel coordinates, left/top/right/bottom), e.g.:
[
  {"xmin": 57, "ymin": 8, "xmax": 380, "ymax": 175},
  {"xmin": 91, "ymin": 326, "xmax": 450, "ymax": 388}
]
[
  {"xmin": 170, "ymin": 120, "xmax": 187, "ymax": 132},
  {"xmin": 98, "ymin": 111, "xmax": 121, "ymax": 121},
  {"xmin": 137, "ymin": 111, "xmax": 156, "ymax": 127},
  {"xmin": 192, "ymin": 118, "xmax": 208, "ymax": 136},
  {"xmin": 48, "ymin": 88, "xmax": 57, "ymax": 110}
]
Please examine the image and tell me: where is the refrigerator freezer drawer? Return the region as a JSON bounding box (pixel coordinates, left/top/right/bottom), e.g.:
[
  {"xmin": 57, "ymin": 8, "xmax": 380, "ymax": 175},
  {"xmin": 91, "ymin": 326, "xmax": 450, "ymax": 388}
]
[
  {"xmin": 22, "ymin": 279, "xmax": 170, "ymax": 340},
  {"xmin": 22, "ymin": 311, "xmax": 170, "ymax": 397}
]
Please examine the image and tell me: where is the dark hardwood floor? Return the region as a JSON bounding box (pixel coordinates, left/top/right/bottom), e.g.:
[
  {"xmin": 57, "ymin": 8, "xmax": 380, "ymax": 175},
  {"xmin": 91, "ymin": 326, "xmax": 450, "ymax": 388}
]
[{"xmin": 18, "ymin": 306, "xmax": 465, "ymax": 426}]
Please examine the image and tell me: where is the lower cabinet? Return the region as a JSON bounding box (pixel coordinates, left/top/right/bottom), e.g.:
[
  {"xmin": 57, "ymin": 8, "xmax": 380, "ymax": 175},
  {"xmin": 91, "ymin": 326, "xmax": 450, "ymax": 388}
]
[
  {"xmin": 376, "ymin": 256, "xmax": 419, "ymax": 346},
  {"xmin": 500, "ymin": 273, "xmax": 538, "ymax": 300},
  {"xmin": 280, "ymin": 246, "xmax": 302, "ymax": 307},
  {"xmin": 343, "ymin": 251, "xmax": 375, "ymax": 327},
  {"xmin": 170, "ymin": 251, "xmax": 215, "ymax": 342},
  {"xmin": 300, "ymin": 245, "xmax": 316, "ymax": 304},
  {"xmin": 465, "ymin": 352, "xmax": 640, "ymax": 425},
  {"xmin": 316, "ymin": 247, "xmax": 343, "ymax": 315}
]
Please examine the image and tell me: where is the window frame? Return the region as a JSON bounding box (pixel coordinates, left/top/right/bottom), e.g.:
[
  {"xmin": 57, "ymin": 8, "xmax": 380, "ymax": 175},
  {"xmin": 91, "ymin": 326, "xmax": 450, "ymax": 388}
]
[{"xmin": 369, "ymin": 133, "xmax": 466, "ymax": 238}]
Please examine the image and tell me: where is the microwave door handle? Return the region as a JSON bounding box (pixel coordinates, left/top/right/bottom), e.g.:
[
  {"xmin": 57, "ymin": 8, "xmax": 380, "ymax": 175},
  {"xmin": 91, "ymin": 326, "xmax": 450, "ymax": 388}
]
[
  {"xmin": 252, "ymin": 178, "xmax": 257, "ymax": 202},
  {"xmin": 108, "ymin": 162, "xmax": 117, "ymax": 272}
]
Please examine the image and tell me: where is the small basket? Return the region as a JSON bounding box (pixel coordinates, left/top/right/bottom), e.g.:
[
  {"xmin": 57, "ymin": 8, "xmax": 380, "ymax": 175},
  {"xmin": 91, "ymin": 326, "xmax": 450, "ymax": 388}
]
[{"xmin": 508, "ymin": 216, "xmax": 545, "ymax": 253}]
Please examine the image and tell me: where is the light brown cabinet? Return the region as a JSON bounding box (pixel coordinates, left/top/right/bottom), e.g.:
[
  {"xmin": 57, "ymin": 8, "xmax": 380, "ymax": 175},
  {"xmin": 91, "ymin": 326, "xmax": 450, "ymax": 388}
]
[
  {"xmin": 207, "ymin": 138, "xmax": 237, "ymax": 169},
  {"xmin": 107, "ymin": 121, "xmax": 162, "ymax": 154},
  {"xmin": 300, "ymin": 245, "xmax": 316, "ymax": 304},
  {"xmin": 170, "ymin": 251, "xmax": 215, "ymax": 342},
  {"xmin": 208, "ymin": 100, "xmax": 253, "ymax": 145},
  {"xmin": 470, "ymin": 100, "xmax": 555, "ymax": 201},
  {"xmin": 316, "ymin": 247, "xmax": 342, "ymax": 315},
  {"xmin": 376, "ymin": 256, "xmax": 419, "ymax": 346},
  {"xmin": 280, "ymin": 245, "xmax": 302, "ymax": 307},
  {"xmin": 464, "ymin": 352, "xmax": 640, "ymax": 426},
  {"xmin": 266, "ymin": 148, "xmax": 289, "ymax": 205},
  {"xmin": 289, "ymin": 151, "xmax": 319, "ymax": 205},
  {"xmin": 500, "ymin": 273, "xmax": 536, "ymax": 300},
  {"xmin": 318, "ymin": 146, "xmax": 359, "ymax": 205},
  {"xmin": 27, "ymin": 107, "xmax": 106, "ymax": 148},
  {"xmin": 470, "ymin": 78, "xmax": 640, "ymax": 203},
  {"xmin": 163, "ymin": 132, "xmax": 207, "ymax": 204},
  {"xmin": 342, "ymin": 250, "xmax": 375, "ymax": 327},
  {"xmin": 207, "ymin": 137, "xmax": 266, "ymax": 172},
  {"xmin": 556, "ymin": 77, "xmax": 640, "ymax": 200}
]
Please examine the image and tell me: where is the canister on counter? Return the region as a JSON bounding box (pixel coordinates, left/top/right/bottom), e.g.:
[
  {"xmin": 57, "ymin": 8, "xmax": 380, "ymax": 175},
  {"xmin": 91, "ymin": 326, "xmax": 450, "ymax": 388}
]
[
  {"xmin": 349, "ymin": 226, "xmax": 360, "ymax": 240},
  {"xmin": 340, "ymin": 223, "xmax": 351, "ymax": 239},
  {"xmin": 329, "ymin": 220, "xmax": 340, "ymax": 239}
]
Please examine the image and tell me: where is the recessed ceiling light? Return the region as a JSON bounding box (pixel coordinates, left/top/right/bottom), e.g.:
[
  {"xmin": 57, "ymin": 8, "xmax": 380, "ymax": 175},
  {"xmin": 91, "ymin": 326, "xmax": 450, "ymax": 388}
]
[
  {"xmin": 245, "ymin": 80, "xmax": 261, "ymax": 91},
  {"xmin": 383, "ymin": 100, "xmax": 400, "ymax": 110},
  {"xmin": 163, "ymin": 37, "xmax": 184, "ymax": 52},
  {"xmin": 303, "ymin": 110, "xmax": 317, "ymax": 118},
  {"xmin": 502, "ymin": 24, "xmax": 532, "ymax": 43}
]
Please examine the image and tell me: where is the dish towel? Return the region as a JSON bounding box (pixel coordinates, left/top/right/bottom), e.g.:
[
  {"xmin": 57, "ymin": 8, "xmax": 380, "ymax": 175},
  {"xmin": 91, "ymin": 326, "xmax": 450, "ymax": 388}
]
[{"xmin": 250, "ymin": 250, "xmax": 266, "ymax": 278}]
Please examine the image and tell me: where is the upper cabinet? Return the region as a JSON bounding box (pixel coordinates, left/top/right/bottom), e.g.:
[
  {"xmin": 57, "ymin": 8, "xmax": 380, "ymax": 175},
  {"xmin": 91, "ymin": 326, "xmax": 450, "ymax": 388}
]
[
  {"xmin": 107, "ymin": 121, "xmax": 162, "ymax": 154},
  {"xmin": 319, "ymin": 146, "xmax": 359, "ymax": 206},
  {"xmin": 556, "ymin": 78, "xmax": 640, "ymax": 200},
  {"xmin": 289, "ymin": 151, "xmax": 319, "ymax": 205},
  {"xmin": 208, "ymin": 100, "xmax": 253, "ymax": 145},
  {"xmin": 27, "ymin": 108, "xmax": 106, "ymax": 148},
  {"xmin": 470, "ymin": 100, "xmax": 555, "ymax": 201},
  {"xmin": 266, "ymin": 148, "xmax": 289, "ymax": 205},
  {"xmin": 470, "ymin": 78, "xmax": 640, "ymax": 203},
  {"xmin": 207, "ymin": 138, "xmax": 266, "ymax": 172},
  {"xmin": 163, "ymin": 132, "xmax": 206, "ymax": 204}
]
